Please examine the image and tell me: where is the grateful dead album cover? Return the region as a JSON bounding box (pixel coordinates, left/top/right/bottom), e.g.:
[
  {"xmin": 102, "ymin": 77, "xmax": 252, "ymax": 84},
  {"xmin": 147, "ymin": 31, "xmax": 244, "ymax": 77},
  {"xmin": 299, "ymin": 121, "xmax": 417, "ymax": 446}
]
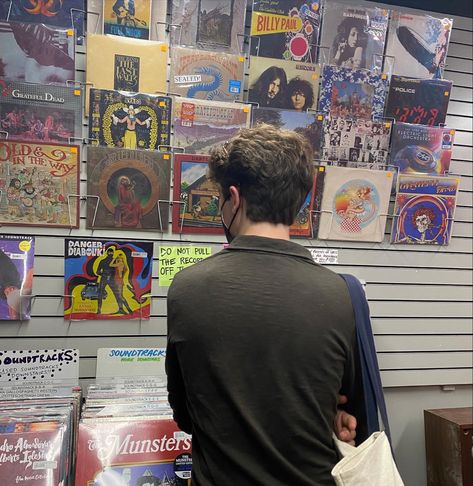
[
  {"xmin": 318, "ymin": 65, "xmax": 388, "ymax": 120},
  {"xmin": 391, "ymin": 174, "xmax": 459, "ymax": 245},
  {"xmin": 248, "ymin": 56, "xmax": 320, "ymax": 110},
  {"xmin": 385, "ymin": 75, "xmax": 453, "ymax": 126},
  {"xmin": 64, "ymin": 238, "xmax": 154, "ymax": 320},
  {"xmin": 103, "ymin": 0, "xmax": 151, "ymax": 39},
  {"xmin": 86, "ymin": 146, "xmax": 171, "ymax": 231},
  {"xmin": 170, "ymin": 46, "xmax": 245, "ymax": 101},
  {"xmin": 173, "ymin": 97, "xmax": 250, "ymax": 154},
  {"xmin": 0, "ymin": 20, "xmax": 75, "ymax": 84},
  {"xmin": 250, "ymin": 0, "xmax": 322, "ymax": 63},
  {"xmin": 0, "ymin": 140, "xmax": 80, "ymax": 227},
  {"xmin": 88, "ymin": 88, "xmax": 172, "ymax": 150},
  {"xmin": 0, "ymin": 235, "xmax": 34, "ymax": 321},
  {"xmin": 0, "ymin": 81, "xmax": 82, "ymax": 142},
  {"xmin": 319, "ymin": 3, "xmax": 389, "ymax": 71},
  {"xmin": 385, "ymin": 11, "xmax": 453, "ymax": 79}
]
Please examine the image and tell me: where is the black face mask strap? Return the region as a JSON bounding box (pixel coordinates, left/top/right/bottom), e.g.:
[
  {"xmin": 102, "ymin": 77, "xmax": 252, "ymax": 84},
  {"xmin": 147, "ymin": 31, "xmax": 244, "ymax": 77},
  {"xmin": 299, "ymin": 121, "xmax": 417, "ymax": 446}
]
[{"xmin": 221, "ymin": 195, "xmax": 240, "ymax": 243}]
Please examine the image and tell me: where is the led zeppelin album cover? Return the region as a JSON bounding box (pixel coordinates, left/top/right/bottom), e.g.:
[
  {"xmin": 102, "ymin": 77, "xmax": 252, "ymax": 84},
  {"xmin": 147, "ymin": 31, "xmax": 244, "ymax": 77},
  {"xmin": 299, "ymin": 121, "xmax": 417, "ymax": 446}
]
[
  {"xmin": 88, "ymin": 88, "xmax": 172, "ymax": 150},
  {"xmin": 86, "ymin": 146, "xmax": 171, "ymax": 231},
  {"xmin": 170, "ymin": 46, "xmax": 245, "ymax": 101},
  {"xmin": 103, "ymin": 0, "xmax": 151, "ymax": 39},
  {"xmin": 385, "ymin": 75, "xmax": 453, "ymax": 126}
]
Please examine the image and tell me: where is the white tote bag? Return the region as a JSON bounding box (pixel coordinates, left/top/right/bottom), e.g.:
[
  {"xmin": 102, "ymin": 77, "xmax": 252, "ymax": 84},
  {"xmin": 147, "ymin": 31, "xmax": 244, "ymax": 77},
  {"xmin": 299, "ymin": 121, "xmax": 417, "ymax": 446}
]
[{"xmin": 331, "ymin": 431, "xmax": 405, "ymax": 486}]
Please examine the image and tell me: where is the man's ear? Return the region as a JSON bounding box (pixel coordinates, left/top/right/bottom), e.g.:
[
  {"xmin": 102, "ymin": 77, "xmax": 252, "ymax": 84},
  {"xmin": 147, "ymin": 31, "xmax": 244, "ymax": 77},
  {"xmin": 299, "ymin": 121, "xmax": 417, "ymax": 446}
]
[{"xmin": 228, "ymin": 185, "xmax": 240, "ymax": 213}]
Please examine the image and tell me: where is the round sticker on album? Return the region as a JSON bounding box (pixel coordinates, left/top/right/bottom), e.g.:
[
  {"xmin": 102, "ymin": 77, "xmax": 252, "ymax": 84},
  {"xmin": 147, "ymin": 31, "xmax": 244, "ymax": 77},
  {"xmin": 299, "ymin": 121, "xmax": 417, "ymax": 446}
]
[{"xmin": 174, "ymin": 453, "xmax": 192, "ymax": 479}]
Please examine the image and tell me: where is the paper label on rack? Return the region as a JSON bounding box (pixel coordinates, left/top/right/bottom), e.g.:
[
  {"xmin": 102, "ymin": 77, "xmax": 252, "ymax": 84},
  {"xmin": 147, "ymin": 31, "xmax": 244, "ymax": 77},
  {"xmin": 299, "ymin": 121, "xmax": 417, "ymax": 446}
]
[
  {"xmin": 309, "ymin": 248, "xmax": 339, "ymax": 265},
  {"xmin": 96, "ymin": 348, "xmax": 166, "ymax": 378}
]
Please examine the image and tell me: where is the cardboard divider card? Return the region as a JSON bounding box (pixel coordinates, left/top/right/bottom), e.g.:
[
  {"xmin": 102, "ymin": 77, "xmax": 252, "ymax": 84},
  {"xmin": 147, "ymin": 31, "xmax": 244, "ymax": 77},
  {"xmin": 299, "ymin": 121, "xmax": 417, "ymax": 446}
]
[{"xmin": 96, "ymin": 348, "xmax": 167, "ymax": 378}]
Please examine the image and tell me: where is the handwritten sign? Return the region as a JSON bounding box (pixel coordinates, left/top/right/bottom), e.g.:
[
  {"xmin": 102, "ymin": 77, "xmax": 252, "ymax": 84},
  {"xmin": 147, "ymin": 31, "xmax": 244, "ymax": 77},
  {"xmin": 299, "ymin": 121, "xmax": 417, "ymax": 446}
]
[
  {"xmin": 309, "ymin": 248, "xmax": 339, "ymax": 265},
  {"xmin": 159, "ymin": 246, "xmax": 212, "ymax": 286},
  {"xmin": 96, "ymin": 348, "xmax": 166, "ymax": 378}
]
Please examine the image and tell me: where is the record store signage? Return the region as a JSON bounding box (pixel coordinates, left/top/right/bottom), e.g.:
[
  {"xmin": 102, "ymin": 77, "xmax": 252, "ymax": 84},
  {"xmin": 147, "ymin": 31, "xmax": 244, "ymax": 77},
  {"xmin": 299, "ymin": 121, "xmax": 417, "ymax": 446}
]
[{"xmin": 96, "ymin": 348, "xmax": 166, "ymax": 378}]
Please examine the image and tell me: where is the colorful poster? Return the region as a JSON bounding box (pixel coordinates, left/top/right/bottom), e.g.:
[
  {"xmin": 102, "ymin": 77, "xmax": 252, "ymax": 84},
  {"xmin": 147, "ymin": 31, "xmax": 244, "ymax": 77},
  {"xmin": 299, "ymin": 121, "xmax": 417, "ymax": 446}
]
[
  {"xmin": 248, "ymin": 56, "xmax": 320, "ymax": 110},
  {"xmin": 88, "ymin": 88, "xmax": 171, "ymax": 150},
  {"xmin": 385, "ymin": 76, "xmax": 452, "ymax": 127},
  {"xmin": 0, "ymin": 235, "xmax": 34, "ymax": 320},
  {"xmin": 250, "ymin": 0, "xmax": 322, "ymax": 63},
  {"xmin": 319, "ymin": 3, "xmax": 389, "ymax": 71},
  {"xmin": 392, "ymin": 174, "xmax": 459, "ymax": 245},
  {"xmin": 86, "ymin": 146, "xmax": 171, "ymax": 230},
  {"xmin": 290, "ymin": 169, "xmax": 317, "ymax": 237},
  {"xmin": 0, "ymin": 20, "xmax": 75, "ymax": 84},
  {"xmin": 0, "ymin": 140, "xmax": 80, "ymax": 227},
  {"xmin": 64, "ymin": 238, "xmax": 153, "ymax": 320},
  {"xmin": 103, "ymin": 0, "xmax": 151, "ymax": 39},
  {"xmin": 159, "ymin": 246, "xmax": 212, "ymax": 286},
  {"xmin": 385, "ymin": 11, "xmax": 453, "ymax": 79}
]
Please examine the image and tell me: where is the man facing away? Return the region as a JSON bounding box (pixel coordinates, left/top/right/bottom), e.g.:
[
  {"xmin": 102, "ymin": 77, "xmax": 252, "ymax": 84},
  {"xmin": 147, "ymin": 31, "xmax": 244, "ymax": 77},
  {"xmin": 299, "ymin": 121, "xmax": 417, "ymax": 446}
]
[{"xmin": 166, "ymin": 125, "xmax": 365, "ymax": 485}]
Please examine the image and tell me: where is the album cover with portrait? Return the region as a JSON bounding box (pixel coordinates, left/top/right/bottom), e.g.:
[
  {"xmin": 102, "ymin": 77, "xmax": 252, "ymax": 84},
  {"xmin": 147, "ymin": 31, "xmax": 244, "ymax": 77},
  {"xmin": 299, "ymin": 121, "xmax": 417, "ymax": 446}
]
[
  {"xmin": 391, "ymin": 174, "xmax": 459, "ymax": 245},
  {"xmin": 88, "ymin": 88, "xmax": 172, "ymax": 150},
  {"xmin": 64, "ymin": 238, "xmax": 154, "ymax": 320},
  {"xmin": 248, "ymin": 56, "xmax": 320, "ymax": 110},
  {"xmin": 385, "ymin": 11, "xmax": 453, "ymax": 79},
  {"xmin": 103, "ymin": 0, "xmax": 151, "ymax": 39},
  {"xmin": 319, "ymin": 3, "xmax": 389, "ymax": 71},
  {"xmin": 170, "ymin": 47, "xmax": 245, "ymax": 102}
]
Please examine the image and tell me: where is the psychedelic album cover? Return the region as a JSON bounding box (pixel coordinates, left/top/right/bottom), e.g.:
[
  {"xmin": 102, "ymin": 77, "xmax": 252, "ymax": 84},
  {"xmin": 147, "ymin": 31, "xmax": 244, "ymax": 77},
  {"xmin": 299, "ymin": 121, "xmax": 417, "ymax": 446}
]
[
  {"xmin": 311, "ymin": 165, "xmax": 326, "ymax": 238},
  {"xmin": 0, "ymin": 235, "xmax": 34, "ymax": 320},
  {"xmin": 172, "ymin": 153, "xmax": 223, "ymax": 235},
  {"xmin": 290, "ymin": 169, "xmax": 317, "ymax": 237},
  {"xmin": 248, "ymin": 56, "xmax": 320, "ymax": 110},
  {"xmin": 86, "ymin": 146, "xmax": 171, "ymax": 231},
  {"xmin": 385, "ymin": 75, "xmax": 453, "ymax": 127},
  {"xmin": 385, "ymin": 11, "xmax": 453, "ymax": 79},
  {"xmin": 64, "ymin": 238, "xmax": 154, "ymax": 320},
  {"xmin": 318, "ymin": 65, "xmax": 388, "ymax": 120},
  {"xmin": 89, "ymin": 88, "xmax": 171, "ymax": 150},
  {"xmin": 0, "ymin": 140, "xmax": 80, "ymax": 227},
  {"xmin": 391, "ymin": 174, "xmax": 459, "ymax": 245},
  {"xmin": 318, "ymin": 166, "xmax": 393, "ymax": 242},
  {"xmin": 169, "ymin": 46, "xmax": 245, "ymax": 102},
  {"xmin": 390, "ymin": 122, "xmax": 455, "ymax": 176},
  {"xmin": 319, "ymin": 4, "xmax": 388, "ymax": 71},
  {"xmin": 75, "ymin": 419, "xmax": 192, "ymax": 485},
  {"xmin": 103, "ymin": 0, "xmax": 151, "ymax": 39},
  {"xmin": 0, "ymin": 80, "xmax": 82, "ymax": 142},
  {"xmin": 173, "ymin": 97, "xmax": 251, "ymax": 154},
  {"xmin": 321, "ymin": 116, "xmax": 391, "ymax": 168},
  {"xmin": 170, "ymin": 0, "xmax": 245, "ymax": 53},
  {"xmin": 0, "ymin": 20, "xmax": 75, "ymax": 84},
  {"xmin": 250, "ymin": 0, "xmax": 322, "ymax": 63}
]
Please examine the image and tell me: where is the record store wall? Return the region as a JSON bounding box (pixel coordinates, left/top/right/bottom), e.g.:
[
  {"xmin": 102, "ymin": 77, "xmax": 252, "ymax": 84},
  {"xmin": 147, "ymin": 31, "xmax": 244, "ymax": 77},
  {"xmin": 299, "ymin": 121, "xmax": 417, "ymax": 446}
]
[{"xmin": 0, "ymin": 1, "xmax": 472, "ymax": 485}]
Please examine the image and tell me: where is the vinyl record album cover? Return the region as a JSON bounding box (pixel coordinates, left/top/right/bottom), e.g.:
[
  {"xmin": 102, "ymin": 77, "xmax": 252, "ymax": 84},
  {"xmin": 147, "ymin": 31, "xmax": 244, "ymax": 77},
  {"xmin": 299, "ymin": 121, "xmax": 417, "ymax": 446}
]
[
  {"xmin": 318, "ymin": 166, "xmax": 393, "ymax": 242},
  {"xmin": 87, "ymin": 146, "xmax": 171, "ymax": 230},
  {"xmin": 89, "ymin": 88, "xmax": 172, "ymax": 150},
  {"xmin": 319, "ymin": 3, "xmax": 388, "ymax": 71},
  {"xmin": 0, "ymin": 140, "xmax": 80, "ymax": 228},
  {"xmin": 290, "ymin": 169, "xmax": 317, "ymax": 237},
  {"xmin": 385, "ymin": 11, "xmax": 452, "ymax": 79},
  {"xmin": 248, "ymin": 56, "xmax": 320, "ymax": 110},
  {"xmin": 391, "ymin": 174, "xmax": 459, "ymax": 245},
  {"xmin": 103, "ymin": 0, "xmax": 151, "ymax": 39},
  {"xmin": 170, "ymin": 46, "xmax": 245, "ymax": 101},
  {"xmin": 173, "ymin": 97, "xmax": 251, "ymax": 154},
  {"xmin": 0, "ymin": 81, "xmax": 82, "ymax": 142},
  {"xmin": 64, "ymin": 238, "xmax": 153, "ymax": 320},
  {"xmin": 0, "ymin": 235, "xmax": 34, "ymax": 320},
  {"xmin": 0, "ymin": 20, "xmax": 75, "ymax": 84},
  {"xmin": 385, "ymin": 75, "xmax": 452, "ymax": 126},
  {"xmin": 250, "ymin": 0, "xmax": 322, "ymax": 63},
  {"xmin": 318, "ymin": 65, "xmax": 388, "ymax": 120}
]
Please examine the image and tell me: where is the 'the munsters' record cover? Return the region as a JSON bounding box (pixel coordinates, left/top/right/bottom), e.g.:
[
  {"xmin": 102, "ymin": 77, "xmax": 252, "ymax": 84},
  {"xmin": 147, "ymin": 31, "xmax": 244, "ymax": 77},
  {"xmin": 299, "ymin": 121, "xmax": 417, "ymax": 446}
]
[
  {"xmin": 89, "ymin": 88, "xmax": 171, "ymax": 150},
  {"xmin": 318, "ymin": 166, "xmax": 393, "ymax": 242},
  {"xmin": 0, "ymin": 81, "xmax": 82, "ymax": 142},
  {"xmin": 385, "ymin": 75, "xmax": 452, "ymax": 126},
  {"xmin": 248, "ymin": 56, "xmax": 320, "ymax": 110},
  {"xmin": 173, "ymin": 97, "xmax": 250, "ymax": 154},
  {"xmin": 250, "ymin": 0, "xmax": 322, "ymax": 63},
  {"xmin": 86, "ymin": 146, "xmax": 171, "ymax": 230},
  {"xmin": 170, "ymin": 46, "xmax": 245, "ymax": 102},
  {"xmin": 0, "ymin": 140, "xmax": 80, "ymax": 227},
  {"xmin": 0, "ymin": 20, "xmax": 75, "ymax": 84},
  {"xmin": 392, "ymin": 174, "xmax": 459, "ymax": 245},
  {"xmin": 0, "ymin": 235, "xmax": 34, "ymax": 320},
  {"xmin": 385, "ymin": 11, "xmax": 453, "ymax": 79},
  {"xmin": 64, "ymin": 238, "xmax": 153, "ymax": 320},
  {"xmin": 103, "ymin": 0, "xmax": 151, "ymax": 40},
  {"xmin": 319, "ymin": 3, "xmax": 388, "ymax": 71}
]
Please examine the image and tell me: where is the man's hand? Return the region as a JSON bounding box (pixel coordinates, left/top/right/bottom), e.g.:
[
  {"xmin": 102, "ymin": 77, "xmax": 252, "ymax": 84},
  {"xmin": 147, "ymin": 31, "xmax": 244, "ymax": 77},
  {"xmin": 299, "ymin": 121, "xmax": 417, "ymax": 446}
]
[{"xmin": 334, "ymin": 394, "xmax": 357, "ymax": 445}]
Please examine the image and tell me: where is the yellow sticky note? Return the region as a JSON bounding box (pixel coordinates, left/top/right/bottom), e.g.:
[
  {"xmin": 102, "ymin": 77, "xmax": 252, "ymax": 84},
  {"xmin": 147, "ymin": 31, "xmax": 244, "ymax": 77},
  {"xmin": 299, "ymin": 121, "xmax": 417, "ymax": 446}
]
[
  {"xmin": 74, "ymin": 89, "xmax": 81, "ymax": 96},
  {"xmin": 159, "ymin": 246, "xmax": 212, "ymax": 286},
  {"xmin": 239, "ymin": 56, "xmax": 245, "ymax": 62},
  {"xmin": 385, "ymin": 122, "xmax": 391, "ymax": 128},
  {"xmin": 444, "ymin": 91, "xmax": 450, "ymax": 96},
  {"xmin": 243, "ymin": 106, "xmax": 250, "ymax": 113},
  {"xmin": 311, "ymin": 74, "xmax": 318, "ymax": 80},
  {"xmin": 163, "ymin": 154, "xmax": 170, "ymax": 160},
  {"xmin": 381, "ymin": 74, "xmax": 388, "ymax": 80},
  {"xmin": 67, "ymin": 29, "xmax": 74, "ymax": 36},
  {"xmin": 159, "ymin": 101, "xmax": 165, "ymax": 107},
  {"xmin": 160, "ymin": 44, "xmax": 168, "ymax": 52},
  {"xmin": 317, "ymin": 115, "xmax": 323, "ymax": 121},
  {"xmin": 319, "ymin": 166, "xmax": 325, "ymax": 172},
  {"xmin": 70, "ymin": 147, "xmax": 78, "ymax": 154},
  {"xmin": 387, "ymin": 172, "xmax": 393, "ymax": 177},
  {"xmin": 450, "ymin": 130, "xmax": 455, "ymax": 135}
]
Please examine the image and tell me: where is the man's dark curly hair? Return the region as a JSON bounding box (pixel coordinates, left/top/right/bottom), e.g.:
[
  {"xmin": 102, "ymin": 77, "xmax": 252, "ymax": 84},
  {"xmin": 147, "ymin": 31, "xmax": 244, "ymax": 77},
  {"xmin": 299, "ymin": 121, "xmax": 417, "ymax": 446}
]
[{"xmin": 286, "ymin": 77, "xmax": 315, "ymax": 110}]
